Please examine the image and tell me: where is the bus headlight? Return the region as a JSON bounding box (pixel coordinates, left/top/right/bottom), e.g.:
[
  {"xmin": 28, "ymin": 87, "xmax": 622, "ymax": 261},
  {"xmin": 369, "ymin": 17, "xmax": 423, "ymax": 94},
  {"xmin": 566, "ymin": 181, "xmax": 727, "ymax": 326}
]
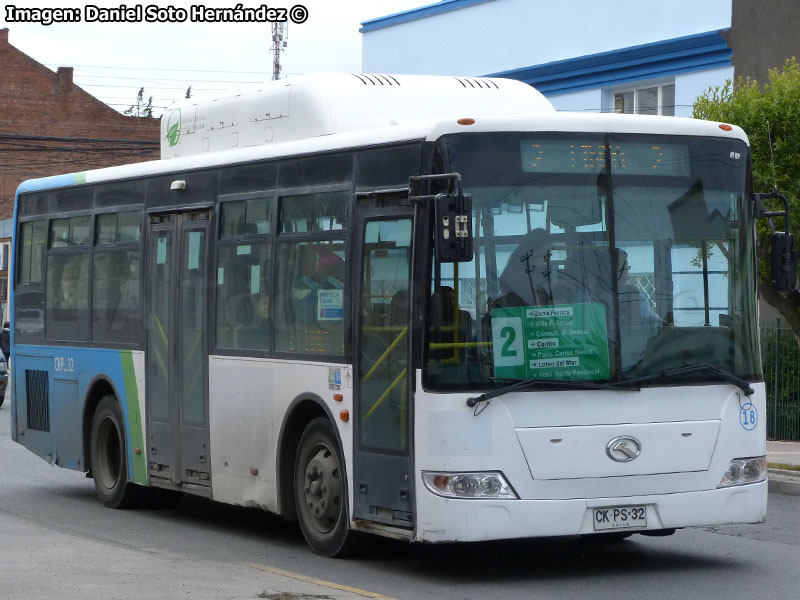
[
  {"xmin": 718, "ymin": 456, "xmax": 767, "ymax": 488},
  {"xmin": 422, "ymin": 471, "xmax": 518, "ymax": 499}
]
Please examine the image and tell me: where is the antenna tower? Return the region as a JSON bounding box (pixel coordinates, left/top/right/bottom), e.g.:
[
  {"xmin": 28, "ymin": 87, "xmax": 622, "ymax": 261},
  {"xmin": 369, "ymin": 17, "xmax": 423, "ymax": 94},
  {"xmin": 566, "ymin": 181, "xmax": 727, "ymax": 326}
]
[{"xmin": 271, "ymin": 21, "xmax": 287, "ymax": 81}]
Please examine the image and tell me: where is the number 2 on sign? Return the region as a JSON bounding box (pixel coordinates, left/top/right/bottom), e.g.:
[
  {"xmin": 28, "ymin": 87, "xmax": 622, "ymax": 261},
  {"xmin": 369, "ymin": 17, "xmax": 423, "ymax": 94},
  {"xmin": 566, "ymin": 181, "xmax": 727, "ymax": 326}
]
[{"xmin": 500, "ymin": 326, "xmax": 517, "ymax": 357}]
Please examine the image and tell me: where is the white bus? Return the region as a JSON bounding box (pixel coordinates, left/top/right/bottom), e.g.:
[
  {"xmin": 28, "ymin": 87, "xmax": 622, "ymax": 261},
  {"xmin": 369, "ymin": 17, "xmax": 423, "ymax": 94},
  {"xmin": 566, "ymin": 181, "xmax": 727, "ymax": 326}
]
[{"xmin": 11, "ymin": 74, "xmax": 779, "ymax": 556}]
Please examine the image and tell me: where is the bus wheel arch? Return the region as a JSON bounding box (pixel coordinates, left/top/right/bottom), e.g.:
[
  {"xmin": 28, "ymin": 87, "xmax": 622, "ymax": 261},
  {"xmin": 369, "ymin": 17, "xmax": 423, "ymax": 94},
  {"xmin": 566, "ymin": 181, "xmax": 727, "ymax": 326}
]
[
  {"xmin": 82, "ymin": 377, "xmax": 118, "ymax": 476},
  {"xmin": 277, "ymin": 394, "xmax": 355, "ymax": 556},
  {"xmin": 294, "ymin": 416, "xmax": 355, "ymax": 557},
  {"xmin": 83, "ymin": 380, "xmax": 142, "ymax": 509},
  {"xmin": 277, "ymin": 395, "xmax": 330, "ymax": 522}
]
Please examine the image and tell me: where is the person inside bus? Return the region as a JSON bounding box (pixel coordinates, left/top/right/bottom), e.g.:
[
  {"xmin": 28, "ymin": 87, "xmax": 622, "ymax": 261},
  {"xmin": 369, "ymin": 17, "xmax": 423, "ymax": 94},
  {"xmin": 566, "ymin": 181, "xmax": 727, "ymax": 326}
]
[
  {"xmin": 495, "ymin": 227, "xmax": 553, "ymax": 308},
  {"xmin": 55, "ymin": 257, "xmax": 88, "ymax": 310},
  {"xmin": 316, "ymin": 246, "xmax": 345, "ymax": 290},
  {"xmin": 290, "ymin": 245, "xmax": 319, "ymax": 328},
  {"xmin": 428, "ymin": 285, "xmax": 472, "ymax": 362}
]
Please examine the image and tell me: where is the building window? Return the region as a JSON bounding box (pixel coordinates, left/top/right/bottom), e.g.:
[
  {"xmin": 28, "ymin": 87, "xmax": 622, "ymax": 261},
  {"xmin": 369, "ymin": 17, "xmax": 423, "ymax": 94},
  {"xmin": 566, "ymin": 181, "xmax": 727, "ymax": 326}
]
[{"xmin": 614, "ymin": 83, "xmax": 675, "ymax": 116}]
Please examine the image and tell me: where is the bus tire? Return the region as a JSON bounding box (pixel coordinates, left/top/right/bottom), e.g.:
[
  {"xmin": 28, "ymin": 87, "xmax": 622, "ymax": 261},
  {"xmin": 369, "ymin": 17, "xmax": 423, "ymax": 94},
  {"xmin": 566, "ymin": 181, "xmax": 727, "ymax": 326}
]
[
  {"xmin": 294, "ymin": 417, "xmax": 354, "ymax": 557},
  {"xmin": 89, "ymin": 395, "xmax": 141, "ymax": 509}
]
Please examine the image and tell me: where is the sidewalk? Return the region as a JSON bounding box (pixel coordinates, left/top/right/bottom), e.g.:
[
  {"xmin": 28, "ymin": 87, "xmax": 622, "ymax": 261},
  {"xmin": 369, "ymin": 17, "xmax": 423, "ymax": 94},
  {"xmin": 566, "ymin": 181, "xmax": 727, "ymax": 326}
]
[
  {"xmin": 767, "ymin": 440, "xmax": 800, "ymax": 496},
  {"xmin": 0, "ymin": 510, "xmax": 389, "ymax": 600}
]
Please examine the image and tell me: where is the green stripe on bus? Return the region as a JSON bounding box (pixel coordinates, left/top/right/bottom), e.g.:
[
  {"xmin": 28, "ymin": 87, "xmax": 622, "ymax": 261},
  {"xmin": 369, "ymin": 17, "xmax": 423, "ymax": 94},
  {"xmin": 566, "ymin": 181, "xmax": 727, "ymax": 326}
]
[
  {"xmin": 121, "ymin": 350, "xmax": 147, "ymax": 485},
  {"xmin": 75, "ymin": 172, "xmax": 87, "ymax": 184}
]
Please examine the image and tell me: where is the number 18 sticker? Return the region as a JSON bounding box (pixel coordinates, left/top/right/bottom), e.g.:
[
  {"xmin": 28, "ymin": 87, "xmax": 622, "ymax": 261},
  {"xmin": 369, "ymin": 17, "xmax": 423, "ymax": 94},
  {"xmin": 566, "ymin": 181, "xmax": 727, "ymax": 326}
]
[{"xmin": 739, "ymin": 402, "xmax": 758, "ymax": 431}]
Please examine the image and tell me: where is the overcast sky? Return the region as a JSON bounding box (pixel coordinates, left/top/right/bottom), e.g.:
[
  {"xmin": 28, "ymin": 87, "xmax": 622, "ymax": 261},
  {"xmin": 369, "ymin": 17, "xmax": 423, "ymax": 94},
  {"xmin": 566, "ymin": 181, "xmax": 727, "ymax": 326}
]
[{"xmin": 1, "ymin": 0, "xmax": 425, "ymax": 115}]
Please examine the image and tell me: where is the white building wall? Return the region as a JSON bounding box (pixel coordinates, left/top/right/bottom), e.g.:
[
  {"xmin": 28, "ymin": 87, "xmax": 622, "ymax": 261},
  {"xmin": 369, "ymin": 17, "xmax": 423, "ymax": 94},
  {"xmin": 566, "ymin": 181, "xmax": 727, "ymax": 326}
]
[
  {"xmin": 548, "ymin": 89, "xmax": 602, "ymax": 113},
  {"xmin": 673, "ymin": 67, "xmax": 735, "ymax": 118},
  {"xmin": 362, "ymin": 0, "xmax": 732, "ymax": 76}
]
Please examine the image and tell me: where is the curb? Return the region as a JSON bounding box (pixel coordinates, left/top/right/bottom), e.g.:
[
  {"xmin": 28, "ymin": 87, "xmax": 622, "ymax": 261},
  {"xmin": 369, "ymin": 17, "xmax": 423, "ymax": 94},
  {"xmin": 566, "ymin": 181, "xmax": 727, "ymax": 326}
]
[{"xmin": 767, "ymin": 468, "xmax": 800, "ymax": 496}]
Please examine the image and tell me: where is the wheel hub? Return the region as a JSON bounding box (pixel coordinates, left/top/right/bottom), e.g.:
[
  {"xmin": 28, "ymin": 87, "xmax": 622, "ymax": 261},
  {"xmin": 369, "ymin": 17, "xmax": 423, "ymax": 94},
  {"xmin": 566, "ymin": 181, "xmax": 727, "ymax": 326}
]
[{"xmin": 303, "ymin": 447, "xmax": 341, "ymax": 532}]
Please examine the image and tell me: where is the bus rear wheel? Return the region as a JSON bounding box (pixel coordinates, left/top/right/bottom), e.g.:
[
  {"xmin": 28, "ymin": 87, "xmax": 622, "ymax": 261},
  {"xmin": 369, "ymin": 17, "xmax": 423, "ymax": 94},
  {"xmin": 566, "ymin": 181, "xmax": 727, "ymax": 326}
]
[
  {"xmin": 90, "ymin": 395, "xmax": 141, "ymax": 508},
  {"xmin": 294, "ymin": 417, "xmax": 355, "ymax": 557}
]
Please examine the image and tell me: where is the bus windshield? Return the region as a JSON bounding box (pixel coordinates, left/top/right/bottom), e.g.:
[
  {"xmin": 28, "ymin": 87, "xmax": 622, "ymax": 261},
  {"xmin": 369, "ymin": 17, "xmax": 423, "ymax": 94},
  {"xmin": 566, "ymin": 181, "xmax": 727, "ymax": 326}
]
[{"xmin": 424, "ymin": 132, "xmax": 761, "ymax": 391}]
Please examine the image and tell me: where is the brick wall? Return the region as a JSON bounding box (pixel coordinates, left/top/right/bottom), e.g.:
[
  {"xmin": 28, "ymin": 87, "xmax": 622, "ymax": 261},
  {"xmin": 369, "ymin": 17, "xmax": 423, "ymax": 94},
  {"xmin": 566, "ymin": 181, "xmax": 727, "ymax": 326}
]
[{"xmin": 0, "ymin": 28, "xmax": 160, "ymax": 219}]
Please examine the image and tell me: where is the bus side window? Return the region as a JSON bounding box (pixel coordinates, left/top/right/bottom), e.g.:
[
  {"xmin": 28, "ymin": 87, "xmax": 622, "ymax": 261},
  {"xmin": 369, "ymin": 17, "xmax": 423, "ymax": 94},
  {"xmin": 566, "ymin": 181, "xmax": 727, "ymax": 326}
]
[
  {"xmin": 91, "ymin": 250, "xmax": 141, "ymax": 343},
  {"xmin": 215, "ymin": 243, "xmax": 271, "ymax": 352},
  {"xmin": 275, "ymin": 240, "xmax": 345, "ymax": 355},
  {"xmin": 46, "ymin": 253, "xmax": 90, "ymax": 341},
  {"xmin": 15, "ymin": 220, "xmax": 47, "ymax": 341}
]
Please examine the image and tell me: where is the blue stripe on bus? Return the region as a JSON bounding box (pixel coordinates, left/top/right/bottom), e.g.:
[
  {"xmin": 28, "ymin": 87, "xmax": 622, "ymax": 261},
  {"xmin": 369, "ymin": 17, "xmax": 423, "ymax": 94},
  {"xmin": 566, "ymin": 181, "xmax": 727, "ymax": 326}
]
[
  {"xmin": 15, "ymin": 173, "xmax": 85, "ymax": 195},
  {"xmin": 12, "ymin": 345, "xmax": 142, "ymax": 482}
]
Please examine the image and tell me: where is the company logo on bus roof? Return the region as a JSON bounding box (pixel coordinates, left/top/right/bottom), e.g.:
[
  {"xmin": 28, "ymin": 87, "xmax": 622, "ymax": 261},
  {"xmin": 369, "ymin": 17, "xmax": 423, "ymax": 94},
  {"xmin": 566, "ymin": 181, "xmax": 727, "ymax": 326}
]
[{"xmin": 166, "ymin": 109, "xmax": 181, "ymax": 147}]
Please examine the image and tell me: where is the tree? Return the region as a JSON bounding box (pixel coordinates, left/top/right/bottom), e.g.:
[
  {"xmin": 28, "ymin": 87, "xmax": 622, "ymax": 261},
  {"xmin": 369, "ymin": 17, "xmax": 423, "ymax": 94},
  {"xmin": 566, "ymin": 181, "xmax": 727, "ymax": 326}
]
[
  {"xmin": 694, "ymin": 58, "xmax": 800, "ymax": 340},
  {"xmin": 124, "ymin": 87, "xmax": 154, "ymax": 118}
]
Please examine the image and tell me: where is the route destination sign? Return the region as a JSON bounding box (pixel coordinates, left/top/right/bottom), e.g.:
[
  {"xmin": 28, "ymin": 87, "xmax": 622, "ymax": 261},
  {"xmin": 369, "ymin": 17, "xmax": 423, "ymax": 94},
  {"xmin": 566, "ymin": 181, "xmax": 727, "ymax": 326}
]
[{"xmin": 491, "ymin": 303, "xmax": 610, "ymax": 380}]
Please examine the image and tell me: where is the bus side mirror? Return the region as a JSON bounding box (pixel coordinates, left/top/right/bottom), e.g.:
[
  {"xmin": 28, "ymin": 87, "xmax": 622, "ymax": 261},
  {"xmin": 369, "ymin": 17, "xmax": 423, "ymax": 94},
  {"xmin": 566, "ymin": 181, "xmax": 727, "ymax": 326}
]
[
  {"xmin": 770, "ymin": 231, "xmax": 798, "ymax": 292},
  {"xmin": 434, "ymin": 192, "xmax": 473, "ymax": 262},
  {"xmin": 754, "ymin": 190, "xmax": 797, "ymax": 291}
]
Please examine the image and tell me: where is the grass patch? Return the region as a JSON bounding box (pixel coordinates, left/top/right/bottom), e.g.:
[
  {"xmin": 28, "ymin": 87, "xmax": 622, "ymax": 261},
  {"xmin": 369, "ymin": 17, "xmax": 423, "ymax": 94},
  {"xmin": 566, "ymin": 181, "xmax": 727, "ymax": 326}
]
[{"xmin": 768, "ymin": 462, "xmax": 800, "ymax": 472}]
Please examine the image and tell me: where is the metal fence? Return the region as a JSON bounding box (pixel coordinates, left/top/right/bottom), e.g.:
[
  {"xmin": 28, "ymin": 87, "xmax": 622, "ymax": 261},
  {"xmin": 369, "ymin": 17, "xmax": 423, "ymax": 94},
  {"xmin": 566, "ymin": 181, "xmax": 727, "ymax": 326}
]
[{"xmin": 760, "ymin": 319, "xmax": 800, "ymax": 442}]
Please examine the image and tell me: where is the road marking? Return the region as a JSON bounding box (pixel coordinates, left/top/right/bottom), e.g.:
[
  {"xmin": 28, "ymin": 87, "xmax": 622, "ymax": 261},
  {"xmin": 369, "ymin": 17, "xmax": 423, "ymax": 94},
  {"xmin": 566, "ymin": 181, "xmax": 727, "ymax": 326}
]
[{"xmin": 242, "ymin": 562, "xmax": 396, "ymax": 599}]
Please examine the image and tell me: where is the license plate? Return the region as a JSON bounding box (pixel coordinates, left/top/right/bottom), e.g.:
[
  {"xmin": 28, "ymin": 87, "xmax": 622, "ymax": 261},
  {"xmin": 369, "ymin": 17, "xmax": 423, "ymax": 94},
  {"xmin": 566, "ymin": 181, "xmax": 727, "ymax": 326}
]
[{"xmin": 592, "ymin": 505, "xmax": 647, "ymax": 531}]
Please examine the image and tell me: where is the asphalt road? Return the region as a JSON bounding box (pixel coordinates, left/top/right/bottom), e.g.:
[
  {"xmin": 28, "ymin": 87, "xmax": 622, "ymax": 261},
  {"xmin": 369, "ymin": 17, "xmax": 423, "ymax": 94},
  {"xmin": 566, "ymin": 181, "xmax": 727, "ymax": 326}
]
[{"xmin": 1, "ymin": 405, "xmax": 799, "ymax": 600}]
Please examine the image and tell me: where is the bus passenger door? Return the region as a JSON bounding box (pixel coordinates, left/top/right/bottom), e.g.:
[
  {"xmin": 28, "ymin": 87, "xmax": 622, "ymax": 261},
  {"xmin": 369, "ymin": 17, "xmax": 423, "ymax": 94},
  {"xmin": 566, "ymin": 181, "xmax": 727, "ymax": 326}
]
[
  {"xmin": 146, "ymin": 211, "xmax": 211, "ymax": 492},
  {"xmin": 353, "ymin": 198, "xmax": 415, "ymax": 528}
]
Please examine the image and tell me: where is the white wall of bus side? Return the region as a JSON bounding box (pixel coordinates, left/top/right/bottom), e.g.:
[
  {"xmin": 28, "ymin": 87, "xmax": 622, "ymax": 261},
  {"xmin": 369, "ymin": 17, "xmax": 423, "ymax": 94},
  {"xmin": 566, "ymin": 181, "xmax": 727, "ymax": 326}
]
[{"xmin": 207, "ymin": 356, "xmax": 354, "ymax": 515}]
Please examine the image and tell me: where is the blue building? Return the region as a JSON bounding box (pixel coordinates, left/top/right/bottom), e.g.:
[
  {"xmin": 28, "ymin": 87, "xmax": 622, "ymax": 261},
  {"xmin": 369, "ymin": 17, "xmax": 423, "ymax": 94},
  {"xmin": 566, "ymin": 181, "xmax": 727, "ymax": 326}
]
[{"xmin": 361, "ymin": 0, "xmax": 796, "ymax": 118}]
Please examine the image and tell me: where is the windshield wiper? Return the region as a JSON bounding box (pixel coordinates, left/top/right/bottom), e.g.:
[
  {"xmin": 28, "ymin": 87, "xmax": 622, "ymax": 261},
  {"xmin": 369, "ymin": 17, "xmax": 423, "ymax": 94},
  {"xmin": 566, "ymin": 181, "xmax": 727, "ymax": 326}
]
[
  {"xmin": 467, "ymin": 364, "xmax": 753, "ymax": 412},
  {"xmin": 618, "ymin": 363, "xmax": 754, "ymax": 397},
  {"xmin": 466, "ymin": 378, "xmax": 632, "ymax": 407}
]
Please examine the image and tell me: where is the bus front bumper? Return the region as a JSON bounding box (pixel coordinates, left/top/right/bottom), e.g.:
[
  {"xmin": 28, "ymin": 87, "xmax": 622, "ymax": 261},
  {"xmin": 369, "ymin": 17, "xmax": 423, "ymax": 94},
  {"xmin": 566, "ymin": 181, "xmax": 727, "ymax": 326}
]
[{"xmin": 414, "ymin": 480, "xmax": 767, "ymax": 543}]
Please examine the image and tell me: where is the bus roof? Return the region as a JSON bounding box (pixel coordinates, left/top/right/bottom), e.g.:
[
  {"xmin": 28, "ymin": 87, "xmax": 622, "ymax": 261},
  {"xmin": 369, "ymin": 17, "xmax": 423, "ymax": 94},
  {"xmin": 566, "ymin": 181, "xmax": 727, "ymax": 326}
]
[
  {"xmin": 15, "ymin": 75, "xmax": 748, "ymax": 196},
  {"xmin": 159, "ymin": 73, "xmax": 555, "ymax": 159}
]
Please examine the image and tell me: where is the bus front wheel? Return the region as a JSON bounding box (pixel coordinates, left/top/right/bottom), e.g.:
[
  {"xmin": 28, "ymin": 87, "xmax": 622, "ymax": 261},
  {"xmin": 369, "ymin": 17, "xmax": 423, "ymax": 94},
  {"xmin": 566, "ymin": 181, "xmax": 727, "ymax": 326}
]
[
  {"xmin": 89, "ymin": 395, "xmax": 141, "ymax": 508},
  {"xmin": 294, "ymin": 417, "xmax": 355, "ymax": 557}
]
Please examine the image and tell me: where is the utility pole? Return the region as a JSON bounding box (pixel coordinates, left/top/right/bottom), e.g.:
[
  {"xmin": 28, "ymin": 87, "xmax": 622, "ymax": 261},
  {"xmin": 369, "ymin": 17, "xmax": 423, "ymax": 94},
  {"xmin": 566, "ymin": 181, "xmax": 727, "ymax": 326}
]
[{"xmin": 271, "ymin": 21, "xmax": 287, "ymax": 80}]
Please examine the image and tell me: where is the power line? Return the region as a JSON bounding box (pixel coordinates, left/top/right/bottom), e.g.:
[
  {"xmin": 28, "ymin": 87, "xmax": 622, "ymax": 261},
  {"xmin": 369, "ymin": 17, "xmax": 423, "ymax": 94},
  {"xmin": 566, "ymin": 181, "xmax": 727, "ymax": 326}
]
[
  {"xmin": 74, "ymin": 73, "xmax": 265, "ymax": 84},
  {"xmin": 42, "ymin": 63, "xmax": 273, "ymax": 75},
  {"xmin": 77, "ymin": 83, "xmax": 227, "ymax": 91}
]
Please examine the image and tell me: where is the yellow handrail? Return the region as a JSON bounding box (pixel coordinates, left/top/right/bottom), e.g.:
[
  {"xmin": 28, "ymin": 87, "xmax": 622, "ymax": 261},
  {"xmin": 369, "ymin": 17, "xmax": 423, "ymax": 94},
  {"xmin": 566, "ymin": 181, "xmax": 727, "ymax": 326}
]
[
  {"xmin": 154, "ymin": 314, "xmax": 168, "ymax": 346},
  {"xmin": 362, "ymin": 326, "xmax": 408, "ymax": 382},
  {"xmin": 364, "ymin": 367, "xmax": 407, "ymax": 420},
  {"xmin": 429, "ymin": 341, "xmax": 492, "ymax": 349}
]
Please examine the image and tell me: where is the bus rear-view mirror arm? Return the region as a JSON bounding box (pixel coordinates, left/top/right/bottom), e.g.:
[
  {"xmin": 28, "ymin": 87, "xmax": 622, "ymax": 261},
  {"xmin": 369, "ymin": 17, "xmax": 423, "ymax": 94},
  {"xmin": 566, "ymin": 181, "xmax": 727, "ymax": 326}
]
[{"xmin": 409, "ymin": 173, "xmax": 473, "ymax": 263}]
